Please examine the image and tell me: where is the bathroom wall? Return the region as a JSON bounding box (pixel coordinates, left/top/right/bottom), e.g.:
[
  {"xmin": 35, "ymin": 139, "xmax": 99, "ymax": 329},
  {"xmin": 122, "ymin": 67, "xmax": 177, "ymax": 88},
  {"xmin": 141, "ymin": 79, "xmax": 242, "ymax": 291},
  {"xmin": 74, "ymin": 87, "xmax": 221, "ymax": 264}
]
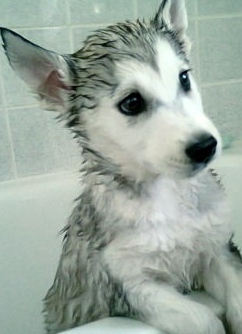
[{"xmin": 1, "ymin": 0, "xmax": 242, "ymax": 182}]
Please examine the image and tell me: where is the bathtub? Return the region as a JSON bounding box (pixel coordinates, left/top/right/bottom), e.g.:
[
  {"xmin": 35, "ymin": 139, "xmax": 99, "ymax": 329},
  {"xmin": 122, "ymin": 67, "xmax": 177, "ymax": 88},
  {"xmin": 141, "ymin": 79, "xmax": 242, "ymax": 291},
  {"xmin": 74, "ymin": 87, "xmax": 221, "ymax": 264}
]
[{"xmin": 0, "ymin": 154, "xmax": 242, "ymax": 334}]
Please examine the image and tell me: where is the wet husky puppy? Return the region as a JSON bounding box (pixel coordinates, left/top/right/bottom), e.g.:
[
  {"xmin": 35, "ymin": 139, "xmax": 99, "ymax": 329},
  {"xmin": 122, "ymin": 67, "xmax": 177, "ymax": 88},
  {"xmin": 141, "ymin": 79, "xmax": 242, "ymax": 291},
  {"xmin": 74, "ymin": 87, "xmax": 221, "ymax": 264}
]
[{"xmin": 1, "ymin": 1, "xmax": 242, "ymax": 333}]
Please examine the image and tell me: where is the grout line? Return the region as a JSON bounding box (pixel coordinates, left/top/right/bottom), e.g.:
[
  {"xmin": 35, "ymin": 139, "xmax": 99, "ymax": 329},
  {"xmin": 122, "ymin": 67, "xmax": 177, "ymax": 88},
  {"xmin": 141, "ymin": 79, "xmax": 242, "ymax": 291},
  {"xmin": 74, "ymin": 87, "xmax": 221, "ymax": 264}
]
[
  {"xmin": 12, "ymin": 17, "xmax": 242, "ymax": 32},
  {"xmin": 6, "ymin": 104, "xmax": 39, "ymax": 111},
  {"xmin": 0, "ymin": 63, "xmax": 18, "ymax": 179},
  {"xmin": 0, "ymin": 54, "xmax": 19, "ymax": 179},
  {"xmin": 133, "ymin": 0, "xmax": 138, "ymax": 19},
  {"xmin": 201, "ymin": 78, "xmax": 242, "ymax": 88},
  {"xmin": 0, "ymin": 41, "xmax": 19, "ymax": 179},
  {"xmin": 3, "ymin": 111, "xmax": 18, "ymax": 179},
  {"xmin": 5, "ymin": 16, "xmax": 242, "ymax": 32},
  {"xmin": 194, "ymin": 0, "xmax": 201, "ymax": 83},
  {"xmin": 67, "ymin": 22, "xmax": 121, "ymax": 29},
  {"xmin": 65, "ymin": 0, "xmax": 74, "ymax": 53},
  {"xmin": 194, "ymin": 0, "xmax": 198, "ymax": 18},
  {"xmin": 66, "ymin": 0, "xmax": 71, "ymax": 25},
  {"xmin": 7, "ymin": 14, "xmax": 242, "ymax": 32},
  {"xmin": 197, "ymin": 13, "xmax": 242, "ymax": 20},
  {"xmin": 9, "ymin": 26, "xmax": 71, "ymax": 32},
  {"xmin": 10, "ymin": 21, "xmax": 139, "ymax": 31}
]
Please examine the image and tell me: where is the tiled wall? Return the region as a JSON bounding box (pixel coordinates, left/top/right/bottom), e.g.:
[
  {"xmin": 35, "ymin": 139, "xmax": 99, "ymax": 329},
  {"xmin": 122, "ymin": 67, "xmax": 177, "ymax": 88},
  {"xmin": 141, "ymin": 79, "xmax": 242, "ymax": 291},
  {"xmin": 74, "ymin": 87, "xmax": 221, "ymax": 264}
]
[{"xmin": 1, "ymin": 0, "xmax": 242, "ymax": 182}]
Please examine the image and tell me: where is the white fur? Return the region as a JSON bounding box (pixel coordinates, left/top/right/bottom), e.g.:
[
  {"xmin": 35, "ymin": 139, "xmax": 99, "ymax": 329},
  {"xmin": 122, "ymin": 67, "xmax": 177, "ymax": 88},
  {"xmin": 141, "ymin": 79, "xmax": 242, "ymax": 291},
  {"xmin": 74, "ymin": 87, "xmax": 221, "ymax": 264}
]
[
  {"xmin": 2, "ymin": 1, "xmax": 242, "ymax": 333},
  {"xmin": 101, "ymin": 171, "xmax": 230, "ymax": 333},
  {"xmin": 82, "ymin": 38, "xmax": 221, "ymax": 181}
]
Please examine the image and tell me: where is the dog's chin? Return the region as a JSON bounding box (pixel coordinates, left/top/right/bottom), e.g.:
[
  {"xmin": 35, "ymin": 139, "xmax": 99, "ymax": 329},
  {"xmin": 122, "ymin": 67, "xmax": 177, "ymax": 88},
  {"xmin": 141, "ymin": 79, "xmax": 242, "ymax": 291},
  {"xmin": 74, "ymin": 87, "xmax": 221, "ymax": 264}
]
[
  {"xmin": 186, "ymin": 162, "xmax": 208, "ymax": 178},
  {"xmin": 128, "ymin": 156, "xmax": 215, "ymax": 183},
  {"xmin": 161, "ymin": 161, "xmax": 209, "ymax": 180}
]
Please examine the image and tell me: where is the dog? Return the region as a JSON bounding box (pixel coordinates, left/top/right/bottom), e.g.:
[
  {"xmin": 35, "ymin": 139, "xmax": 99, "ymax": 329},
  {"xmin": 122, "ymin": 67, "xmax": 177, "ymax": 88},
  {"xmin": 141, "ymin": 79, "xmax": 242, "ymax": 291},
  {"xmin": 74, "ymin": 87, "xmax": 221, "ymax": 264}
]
[{"xmin": 1, "ymin": 0, "xmax": 242, "ymax": 333}]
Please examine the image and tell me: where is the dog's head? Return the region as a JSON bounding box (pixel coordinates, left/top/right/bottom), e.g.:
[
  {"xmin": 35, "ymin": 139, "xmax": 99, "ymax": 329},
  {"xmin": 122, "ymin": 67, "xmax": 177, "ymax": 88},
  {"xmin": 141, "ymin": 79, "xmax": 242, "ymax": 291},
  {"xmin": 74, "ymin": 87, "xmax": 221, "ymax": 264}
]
[{"xmin": 1, "ymin": 0, "xmax": 222, "ymax": 182}]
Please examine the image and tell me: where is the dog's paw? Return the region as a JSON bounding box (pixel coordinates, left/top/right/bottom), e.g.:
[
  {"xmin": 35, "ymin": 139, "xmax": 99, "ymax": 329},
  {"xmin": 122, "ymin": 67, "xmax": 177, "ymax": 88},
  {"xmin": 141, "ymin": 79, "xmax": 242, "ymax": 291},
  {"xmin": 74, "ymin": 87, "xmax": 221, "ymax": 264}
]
[
  {"xmin": 156, "ymin": 304, "xmax": 225, "ymax": 334},
  {"xmin": 193, "ymin": 310, "xmax": 225, "ymax": 334},
  {"xmin": 185, "ymin": 302, "xmax": 225, "ymax": 334},
  {"xmin": 226, "ymin": 296, "xmax": 242, "ymax": 334}
]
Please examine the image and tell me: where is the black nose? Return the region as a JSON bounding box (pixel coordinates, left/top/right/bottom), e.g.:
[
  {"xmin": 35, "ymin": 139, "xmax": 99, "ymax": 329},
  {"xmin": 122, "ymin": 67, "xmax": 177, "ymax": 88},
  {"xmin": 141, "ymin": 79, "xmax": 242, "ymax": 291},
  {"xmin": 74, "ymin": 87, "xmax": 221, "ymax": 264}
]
[{"xmin": 185, "ymin": 135, "xmax": 217, "ymax": 165}]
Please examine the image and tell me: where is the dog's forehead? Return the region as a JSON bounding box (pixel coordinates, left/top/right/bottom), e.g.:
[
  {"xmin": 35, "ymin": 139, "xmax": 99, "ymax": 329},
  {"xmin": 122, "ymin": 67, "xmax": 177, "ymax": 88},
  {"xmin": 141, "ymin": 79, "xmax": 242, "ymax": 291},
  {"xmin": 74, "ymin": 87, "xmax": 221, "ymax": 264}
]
[
  {"xmin": 80, "ymin": 20, "xmax": 185, "ymax": 65},
  {"xmin": 74, "ymin": 21, "xmax": 188, "ymax": 103},
  {"xmin": 114, "ymin": 37, "xmax": 186, "ymax": 103}
]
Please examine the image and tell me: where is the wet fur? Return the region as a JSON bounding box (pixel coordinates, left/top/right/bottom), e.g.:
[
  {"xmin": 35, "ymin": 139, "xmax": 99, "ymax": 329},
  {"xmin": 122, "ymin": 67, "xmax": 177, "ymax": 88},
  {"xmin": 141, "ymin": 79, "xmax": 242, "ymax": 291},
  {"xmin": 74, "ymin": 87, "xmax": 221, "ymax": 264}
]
[{"xmin": 1, "ymin": 1, "xmax": 242, "ymax": 333}]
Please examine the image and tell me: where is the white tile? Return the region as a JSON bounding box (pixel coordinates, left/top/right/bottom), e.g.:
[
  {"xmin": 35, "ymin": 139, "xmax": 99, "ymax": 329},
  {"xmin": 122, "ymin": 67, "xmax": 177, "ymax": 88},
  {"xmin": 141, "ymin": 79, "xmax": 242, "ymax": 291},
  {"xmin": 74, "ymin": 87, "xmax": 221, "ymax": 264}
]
[
  {"xmin": 0, "ymin": 83, "xmax": 4, "ymax": 108},
  {"xmin": 8, "ymin": 107, "xmax": 80, "ymax": 177},
  {"xmin": 186, "ymin": 0, "xmax": 197, "ymax": 17},
  {"xmin": 137, "ymin": 0, "xmax": 196, "ymax": 19},
  {"xmin": 71, "ymin": 26, "xmax": 105, "ymax": 53},
  {"xmin": 198, "ymin": 0, "xmax": 242, "ymax": 16},
  {"xmin": 202, "ymin": 82, "xmax": 242, "ymax": 143},
  {"xmin": 187, "ymin": 20, "xmax": 199, "ymax": 79},
  {"xmin": 0, "ymin": 62, "xmax": 4, "ymax": 107},
  {"xmin": 8, "ymin": 107, "xmax": 57, "ymax": 177},
  {"xmin": 198, "ymin": 17, "xmax": 242, "ymax": 83},
  {"xmin": 1, "ymin": 0, "xmax": 67, "ymax": 28},
  {"xmin": 45, "ymin": 112, "xmax": 81, "ymax": 171},
  {"xmin": 137, "ymin": 0, "xmax": 161, "ymax": 19},
  {"xmin": 69, "ymin": 0, "xmax": 136, "ymax": 25}
]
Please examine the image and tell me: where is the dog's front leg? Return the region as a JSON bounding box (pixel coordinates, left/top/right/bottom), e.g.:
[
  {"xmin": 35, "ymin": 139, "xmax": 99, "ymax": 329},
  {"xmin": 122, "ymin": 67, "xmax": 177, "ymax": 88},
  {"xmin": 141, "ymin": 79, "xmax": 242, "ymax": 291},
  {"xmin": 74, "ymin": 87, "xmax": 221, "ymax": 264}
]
[
  {"xmin": 124, "ymin": 281, "xmax": 225, "ymax": 334},
  {"xmin": 203, "ymin": 249, "xmax": 242, "ymax": 333}
]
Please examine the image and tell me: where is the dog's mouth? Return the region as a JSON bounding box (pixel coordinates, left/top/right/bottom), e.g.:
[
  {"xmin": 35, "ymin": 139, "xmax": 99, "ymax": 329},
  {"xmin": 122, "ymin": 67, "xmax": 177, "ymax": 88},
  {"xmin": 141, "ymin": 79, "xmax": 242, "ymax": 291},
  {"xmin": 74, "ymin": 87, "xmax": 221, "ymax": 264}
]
[
  {"xmin": 166, "ymin": 159, "xmax": 200, "ymax": 178},
  {"xmin": 167, "ymin": 155, "xmax": 215, "ymax": 179},
  {"xmin": 141, "ymin": 152, "xmax": 216, "ymax": 180}
]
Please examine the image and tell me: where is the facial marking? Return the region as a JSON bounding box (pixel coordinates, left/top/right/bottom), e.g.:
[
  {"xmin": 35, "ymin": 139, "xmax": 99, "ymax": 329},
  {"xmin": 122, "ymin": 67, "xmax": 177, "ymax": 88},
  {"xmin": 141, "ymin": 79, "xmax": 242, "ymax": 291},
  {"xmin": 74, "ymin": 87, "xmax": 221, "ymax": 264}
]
[
  {"xmin": 114, "ymin": 37, "xmax": 189, "ymax": 114},
  {"xmin": 155, "ymin": 38, "xmax": 189, "ymax": 103}
]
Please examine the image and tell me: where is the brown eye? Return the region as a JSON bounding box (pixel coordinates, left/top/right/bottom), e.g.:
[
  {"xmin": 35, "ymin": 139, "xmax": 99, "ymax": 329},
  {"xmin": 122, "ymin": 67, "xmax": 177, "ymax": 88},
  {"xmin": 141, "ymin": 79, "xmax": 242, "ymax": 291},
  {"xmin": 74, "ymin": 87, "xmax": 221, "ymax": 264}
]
[
  {"xmin": 179, "ymin": 70, "xmax": 191, "ymax": 92},
  {"xmin": 118, "ymin": 92, "xmax": 146, "ymax": 116}
]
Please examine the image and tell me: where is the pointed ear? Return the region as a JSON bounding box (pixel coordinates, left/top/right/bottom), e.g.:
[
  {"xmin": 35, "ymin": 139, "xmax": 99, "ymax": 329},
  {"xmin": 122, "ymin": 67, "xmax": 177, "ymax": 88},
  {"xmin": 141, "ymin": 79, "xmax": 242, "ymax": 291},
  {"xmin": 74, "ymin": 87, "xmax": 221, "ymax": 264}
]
[
  {"xmin": 153, "ymin": 0, "xmax": 188, "ymax": 34},
  {"xmin": 0, "ymin": 28, "xmax": 73, "ymax": 111}
]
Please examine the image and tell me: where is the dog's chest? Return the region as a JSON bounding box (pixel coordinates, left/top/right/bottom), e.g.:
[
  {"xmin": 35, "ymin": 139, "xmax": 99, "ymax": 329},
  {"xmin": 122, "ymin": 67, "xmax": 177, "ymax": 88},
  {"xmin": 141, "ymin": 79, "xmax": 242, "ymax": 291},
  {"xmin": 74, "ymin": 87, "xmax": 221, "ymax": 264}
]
[
  {"xmin": 108, "ymin": 175, "xmax": 230, "ymax": 255},
  {"xmin": 103, "ymin": 174, "xmax": 231, "ymax": 289}
]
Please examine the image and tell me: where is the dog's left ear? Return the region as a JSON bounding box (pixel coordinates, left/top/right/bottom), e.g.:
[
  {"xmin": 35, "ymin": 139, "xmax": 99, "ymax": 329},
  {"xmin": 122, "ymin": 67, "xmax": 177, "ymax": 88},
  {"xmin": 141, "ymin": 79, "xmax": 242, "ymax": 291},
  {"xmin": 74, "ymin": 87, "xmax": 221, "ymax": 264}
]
[
  {"xmin": 153, "ymin": 0, "xmax": 188, "ymax": 35},
  {"xmin": 0, "ymin": 28, "xmax": 73, "ymax": 112}
]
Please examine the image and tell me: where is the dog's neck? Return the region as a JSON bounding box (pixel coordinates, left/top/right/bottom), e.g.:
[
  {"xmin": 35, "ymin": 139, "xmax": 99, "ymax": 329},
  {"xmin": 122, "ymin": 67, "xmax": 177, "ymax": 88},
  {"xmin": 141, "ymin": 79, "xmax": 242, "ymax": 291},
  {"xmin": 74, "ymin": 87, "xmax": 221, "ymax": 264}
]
[
  {"xmin": 80, "ymin": 145, "xmax": 189, "ymax": 197},
  {"xmin": 80, "ymin": 147, "xmax": 148, "ymax": 195},
  {"xmin": 74, "ymin": 147, "xmax": 228, "ymax": 244}
]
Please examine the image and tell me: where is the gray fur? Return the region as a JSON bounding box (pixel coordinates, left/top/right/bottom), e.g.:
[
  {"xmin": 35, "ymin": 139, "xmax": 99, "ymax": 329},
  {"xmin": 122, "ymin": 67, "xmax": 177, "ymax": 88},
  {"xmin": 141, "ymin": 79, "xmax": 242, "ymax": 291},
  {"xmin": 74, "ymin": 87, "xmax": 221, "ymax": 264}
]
[
  {"xmin": 2, "ymin": 1, "xmax": 242, "ymax": 334},
  {"xmin": 43, "ymin": 184, "xmax": 138, "ymax": 332},
  {"xmin": 65, "ymin": 19, "xmax": 188, "ymax": 139}
]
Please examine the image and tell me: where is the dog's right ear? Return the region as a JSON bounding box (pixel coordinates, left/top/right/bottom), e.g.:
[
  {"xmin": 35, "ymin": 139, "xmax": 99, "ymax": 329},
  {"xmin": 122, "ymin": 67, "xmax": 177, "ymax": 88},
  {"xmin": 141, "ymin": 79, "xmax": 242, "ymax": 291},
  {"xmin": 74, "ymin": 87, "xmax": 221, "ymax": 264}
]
[
  {"xmin": 153, "ymin": 0, "xmax": 188, "ymax": 35},
  {"xmin": 0, "ymin": 28, "xmax": 73, "ymax": 112}
]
